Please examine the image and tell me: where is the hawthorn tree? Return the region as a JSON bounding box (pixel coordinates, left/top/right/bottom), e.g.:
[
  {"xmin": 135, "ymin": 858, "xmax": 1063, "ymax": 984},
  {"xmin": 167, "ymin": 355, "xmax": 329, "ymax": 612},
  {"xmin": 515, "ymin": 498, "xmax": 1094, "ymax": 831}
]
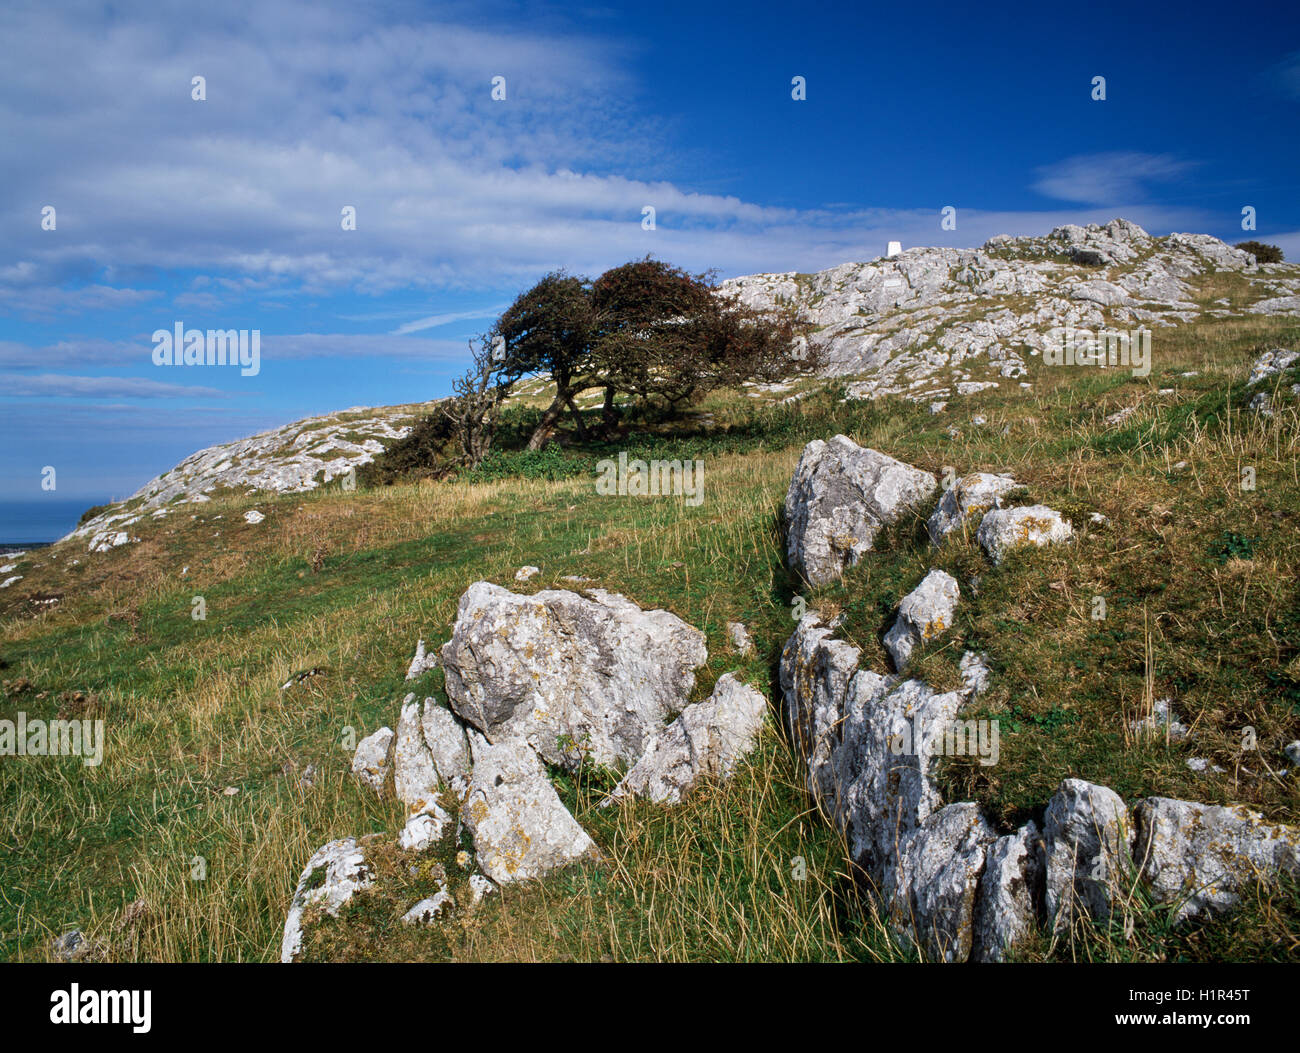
[
  {"xmin": 588, "ymin": 257, "xmax": 812, "ymax": 429},
  {"xmin": 482, "ymin": 257, "xmax": 811, "ymax": 452},
  {"xmin": 489, "ymin": 271, "xmax": 599, "ymax": 450}
]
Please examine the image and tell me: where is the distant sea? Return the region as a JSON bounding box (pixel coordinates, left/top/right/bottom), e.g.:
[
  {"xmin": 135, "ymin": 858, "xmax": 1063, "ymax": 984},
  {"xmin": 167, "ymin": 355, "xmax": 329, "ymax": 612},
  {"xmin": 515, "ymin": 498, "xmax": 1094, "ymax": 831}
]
[{"xmin": 0, "ymin": 498, "xmax": 109, "ymax": 546}]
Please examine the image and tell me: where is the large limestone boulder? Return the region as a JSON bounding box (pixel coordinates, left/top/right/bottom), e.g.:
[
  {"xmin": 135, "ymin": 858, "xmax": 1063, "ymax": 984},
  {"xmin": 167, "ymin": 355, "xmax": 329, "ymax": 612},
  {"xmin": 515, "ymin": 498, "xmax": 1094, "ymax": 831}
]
[
  {"xmin": 1041, "ymin": 779, "xmax": 1133, "ymax": 932},
  {"xmin": 883, "ymin": 568, "xmax": 960, "ymax": 672},
  {"xmin": 927, "ymin": 472, "xmax": 1019, "ymax": 545},
  {"xmin": 440, "ymin": 582, "xmax": 707, "ymax": 770},
  {"xmin": 976, "ymin": 505, "xmax": 1074, "ymax": 564},
  {"xmin": 882, "ymin": 802, "xmax": 995, "ymax": 963},
  {"xmin": 1133, "ymin": 797, "xmax": 1300, "ymax": 922},
  {"xmin": 973, "ymin": 821, "xmax": 1042, "ymax": 962},
  {"xmin": 461, "ymin": 737, "xmax": 597, "ymax": 884},
  {"xmin": 281, "ymin": 838, "xmax": 374, "ymax": 963},
  {"xmin": 780, "ymin": 615, "xmax": 872, "ymax": 810},
  {"xmin": 784, "ymin": 436, "xmax": 937, "ymax": 585},
  {"xmin": 604, "ymin": 673, "xmax": 767, "ymax": 805}
]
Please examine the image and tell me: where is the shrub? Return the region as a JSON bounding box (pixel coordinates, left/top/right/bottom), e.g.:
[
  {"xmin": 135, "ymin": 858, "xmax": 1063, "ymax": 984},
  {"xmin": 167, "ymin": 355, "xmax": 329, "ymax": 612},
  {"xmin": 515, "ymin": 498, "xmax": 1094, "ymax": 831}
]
[{"xmin": 1235, "ymin": 240, "xmax": 1283, "ymax": 264}]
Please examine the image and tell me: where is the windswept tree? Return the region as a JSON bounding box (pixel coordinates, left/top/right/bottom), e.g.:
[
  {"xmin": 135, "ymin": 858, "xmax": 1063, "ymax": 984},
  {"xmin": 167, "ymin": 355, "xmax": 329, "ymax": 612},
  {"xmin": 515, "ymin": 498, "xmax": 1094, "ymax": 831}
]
[
  {"xmin": 589, "ymin": 257, "xmax": 813, "ymax": 422},
  {"xmin": 490, "ymin": 271, "xmax": 599, "ymax": 450}
]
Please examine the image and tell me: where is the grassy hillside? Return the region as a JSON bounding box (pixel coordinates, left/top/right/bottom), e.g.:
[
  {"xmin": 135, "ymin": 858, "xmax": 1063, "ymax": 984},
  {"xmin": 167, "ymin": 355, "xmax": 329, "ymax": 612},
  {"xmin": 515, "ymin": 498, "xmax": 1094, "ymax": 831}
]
[{"xmin": 2, "ymin": 290, "xmax": 1299, "ymax": 962}]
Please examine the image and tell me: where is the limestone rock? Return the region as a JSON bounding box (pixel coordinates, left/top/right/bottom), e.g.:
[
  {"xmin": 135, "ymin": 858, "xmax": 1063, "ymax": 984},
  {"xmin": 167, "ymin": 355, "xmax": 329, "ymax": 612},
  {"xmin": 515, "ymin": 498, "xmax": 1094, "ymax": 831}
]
[
  {"xmin": 351, "ymin": 726, "xmax": 393, "ymax": 793},
  {"xmin": 401, "ymin": 888, "xmax": 453, "ymax": 925},
  {"xmin": 959, "ymin": 651, "xmax": 992, "ymax": 697},
  {"xmin": 1133, "ymin": 797, "xmax": 1300, "ymax": 922},
  {"xmin": 780, "ymin": 615, "xmax": 870, "ymax": 810},
  {"xmin": 784, "ymin": 435, "xmax": 936, "ymax": 586},
  {"xmin": 467, "ymin": 872, "xmax": 495, "ymax": 906},
  {"xmin": 830, "ymin": 677, "xmax": 963, "ymax": 876},
  {"xmin": 1040, "ymin": 779, "xmax": 1133, "ymax": 931},
  {"xmin": 727, "ymin": 620, "xmax": 756, "ymax": 656},
  {"xmin": 440, "ymin": 581, "xmax": 707, "ymax": 770},
  {"xmin": 405, "ymin": 638, "xmax": 437, "ymax": 680},
  {"xmin": 973, "ymin": 821, "xmax": 1042, "ymax": 962},
  {"xmin": 882, "ymin": 802, "xmax": 995, "ymax": 963},
  {"xmin": 281, "ymin": 838, "xmax": 374, "ymax": 962},
  {"xmin": 927, "ymin": 472, "xmax": 1019, "ymax": 545},
  {"xmin": 392, "ymin": 694, "xmax": 442, "ymax": 817},
  {"xmin": 398, "ymin": 806, "xmax": 451, "ymax": 852},
  {"xmin": 460, "ymin": 738, "xmax": 597, "ymax": 884},
  {"xmin": 64, "ymin": 401, "xmax": 432, "ymax": 545},
  {"xmin": 605, "ymin": 673, "xmax": 767, "ymax": 805},
  {"xmin": 883, "ymin": 569, "xmax": 960, "ymax": 672},
  {"xmin": 976, "ymin": 505, "xmax": 1074, "ymax": 564},
  {"xmin": 421, "ymin": 702, "xmax": 471, "ymax": 792},
  {"xmin": 1247, "ymin": 349, "xmax": 1299, "ymax": 385},
  {"xmin": 1128, "ymin": 697, "xmax": 1189, "ymax": 742}
]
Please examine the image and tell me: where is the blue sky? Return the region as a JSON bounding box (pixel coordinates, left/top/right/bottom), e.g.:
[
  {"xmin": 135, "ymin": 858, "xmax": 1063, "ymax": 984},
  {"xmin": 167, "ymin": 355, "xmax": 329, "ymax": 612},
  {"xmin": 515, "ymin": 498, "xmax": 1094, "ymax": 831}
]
[{"xmin": 4, "ymin": 0, "xmax": 1300, "ymax": 538}]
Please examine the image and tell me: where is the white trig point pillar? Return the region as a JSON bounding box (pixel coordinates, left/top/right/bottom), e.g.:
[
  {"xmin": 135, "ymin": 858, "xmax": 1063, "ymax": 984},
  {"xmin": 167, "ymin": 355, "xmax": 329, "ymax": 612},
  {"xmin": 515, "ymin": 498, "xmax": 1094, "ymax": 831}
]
[{"xmin": 886, "ymin": 240, "xmax": 902, "ymax": 258}]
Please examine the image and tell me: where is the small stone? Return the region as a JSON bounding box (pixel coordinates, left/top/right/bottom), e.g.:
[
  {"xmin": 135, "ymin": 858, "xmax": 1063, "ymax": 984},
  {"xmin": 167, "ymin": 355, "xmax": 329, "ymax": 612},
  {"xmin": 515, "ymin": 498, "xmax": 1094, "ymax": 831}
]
[
  {"xmin": 727, "ymin": 621, "xmax": 755, "ymax": 656},
  {"xmin": 398, "ymin": 806, "xmax": 451, "ymax": 852},
  {"xmin": 514, "ymin": 565, "xmax": 541, "ymax": 582},
  {"xmin": 243, "ymin": 510, "xmax": 265, "ymax": 524},
  {"xmin": 883, "ymin": 569, "xmax": 961, "ymax": 672},
  {"xmin": 405, "ymin": 638, "xmax": 438, "ymax": 680},
  {"xmin": 401, "ymin": 888, "xmax": 453, "ymax": 925},
  {"xmin": 351, "ymin": 726, "xmax": 394, "ymax": 793}
]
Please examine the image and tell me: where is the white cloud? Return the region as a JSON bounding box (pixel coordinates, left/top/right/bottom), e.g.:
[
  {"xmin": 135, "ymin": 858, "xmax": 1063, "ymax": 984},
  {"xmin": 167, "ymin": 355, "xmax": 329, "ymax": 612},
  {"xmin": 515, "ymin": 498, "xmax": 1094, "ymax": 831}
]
[{"xmin": 1031, "ymin": 153, "xmax": 1196, "ymax": 207}]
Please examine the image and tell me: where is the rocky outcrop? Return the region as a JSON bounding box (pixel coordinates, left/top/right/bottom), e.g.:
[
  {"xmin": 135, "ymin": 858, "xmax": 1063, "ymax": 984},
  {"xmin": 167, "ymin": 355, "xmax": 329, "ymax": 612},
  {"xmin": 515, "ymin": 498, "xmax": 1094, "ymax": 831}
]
[
  {"xmin": 603, "ymin": 673, "xmax": 768, "ymax": 805},
  {"xmin": 784, "ymin": 436, "xmax": 936, "ymax": 586},
  {"xmin": 439, "ymin": 581, "xmax": 707, "ymax": 769},
  {"xmin": 721, "ymin": 220, "xmax": 1274, "ymax": 405},
  {"xmin": 65, "ymin": 401, "xmax": 435, "ymax": 545},
  {"xmin": 777, "ymin": 442, "xmax": 1300, "ymax": 962},
  {"xmin": 295, "ymin": 581, "xmax": 771, "ymax": 956}
]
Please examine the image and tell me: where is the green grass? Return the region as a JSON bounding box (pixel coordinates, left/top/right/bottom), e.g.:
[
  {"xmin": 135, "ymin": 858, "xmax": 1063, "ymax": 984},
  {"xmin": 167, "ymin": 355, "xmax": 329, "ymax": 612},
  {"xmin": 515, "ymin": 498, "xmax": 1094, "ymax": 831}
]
[{"xmin": 2, "ymin": 286, "xmax": 1298, "ymax": 962}]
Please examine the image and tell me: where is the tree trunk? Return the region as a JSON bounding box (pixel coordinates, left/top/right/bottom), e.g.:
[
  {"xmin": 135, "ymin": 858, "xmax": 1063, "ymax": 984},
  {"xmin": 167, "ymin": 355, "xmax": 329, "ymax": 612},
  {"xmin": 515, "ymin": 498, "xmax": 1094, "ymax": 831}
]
[
  {"xmin": 563, "ymin": 392, "xmax": 591, "ymax": 442},
  {"xmin": 600, "ymin": 386, "xmax": 620, "ymax": 436},
  {"xmin": 526, "ymin": 393, "xmax": 566, "ymax": 451}
]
